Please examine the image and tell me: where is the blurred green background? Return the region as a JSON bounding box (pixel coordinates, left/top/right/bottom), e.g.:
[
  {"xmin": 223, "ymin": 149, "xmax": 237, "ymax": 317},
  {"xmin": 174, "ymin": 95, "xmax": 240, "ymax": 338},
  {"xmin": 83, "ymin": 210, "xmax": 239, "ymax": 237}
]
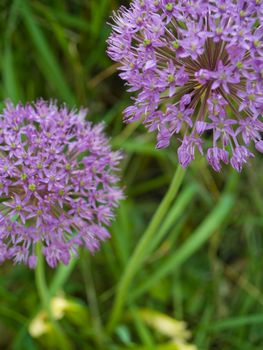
[{"xmin": 1, "ymin": 1, "xmax": 263, "ymax": 349}]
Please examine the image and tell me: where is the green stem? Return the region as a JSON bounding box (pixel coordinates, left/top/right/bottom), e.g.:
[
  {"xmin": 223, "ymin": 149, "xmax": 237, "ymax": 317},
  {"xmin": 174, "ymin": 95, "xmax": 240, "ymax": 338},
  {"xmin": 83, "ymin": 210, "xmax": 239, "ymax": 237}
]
[
  {"xmin": 81, "ymin": 251, "xmax": 105, "ymax": 348},
  {"xmin": 35, "ymin": 243, "xmax": 72, "ymax": 350},
  {"xmin": 106, "ymin": 165, "xmax": 186, "ymax": 333},
  {"xmin": 49, "ymin": 258, "xmax": 77, "ymax": 297}
]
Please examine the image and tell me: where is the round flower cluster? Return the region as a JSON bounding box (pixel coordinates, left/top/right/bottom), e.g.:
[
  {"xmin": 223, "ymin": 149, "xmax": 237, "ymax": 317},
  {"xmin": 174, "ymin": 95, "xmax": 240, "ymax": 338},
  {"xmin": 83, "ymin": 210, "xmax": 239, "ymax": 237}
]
[
  {"xmin": 108, "ymin": 0, "xmax": 263, "ymax": 171},
  {"xmin": 0, "ymin": 101, "xmax": 123, "ymax": 267}
]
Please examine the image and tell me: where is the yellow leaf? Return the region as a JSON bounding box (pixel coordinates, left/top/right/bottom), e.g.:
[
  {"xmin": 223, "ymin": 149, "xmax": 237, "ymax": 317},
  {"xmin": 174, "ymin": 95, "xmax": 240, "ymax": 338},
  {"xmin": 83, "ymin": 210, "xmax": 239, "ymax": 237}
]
[
  {"xmin": 29, "ymin": 310, "xmax": 51, "ymax": 338},
  {"xmin": 138, "ymin": 308, "xmax": 190, "ymax": 340}
]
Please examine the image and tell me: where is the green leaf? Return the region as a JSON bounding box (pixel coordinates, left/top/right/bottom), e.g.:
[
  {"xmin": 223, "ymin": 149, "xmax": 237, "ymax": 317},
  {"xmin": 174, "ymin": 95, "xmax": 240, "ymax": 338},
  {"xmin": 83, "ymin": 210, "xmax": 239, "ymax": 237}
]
[
  {"xmin": 146, "ymin": 184, "xmax": 198, "ymax": 255},
  {"xmin": 3, "ymin": 43, "xmax": 22, "ymax": 102},
  {"xmin": 209, "ymin": 314, "xmax": 263, "ymax": 331},
  {"xmin": 19, "ymin": 1, "xmax": 75, "ymax": 105},
  {"xmin": 131, "ymin": 194, "xmax": 234, "ymax": 300}
]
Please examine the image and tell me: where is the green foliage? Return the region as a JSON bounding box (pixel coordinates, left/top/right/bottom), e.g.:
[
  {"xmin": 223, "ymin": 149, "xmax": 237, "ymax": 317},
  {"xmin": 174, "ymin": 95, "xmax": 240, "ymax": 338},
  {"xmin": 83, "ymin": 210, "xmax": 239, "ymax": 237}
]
[{"xmin": 0, "ymin": 1, "xmax": 263, "ymax": 349}]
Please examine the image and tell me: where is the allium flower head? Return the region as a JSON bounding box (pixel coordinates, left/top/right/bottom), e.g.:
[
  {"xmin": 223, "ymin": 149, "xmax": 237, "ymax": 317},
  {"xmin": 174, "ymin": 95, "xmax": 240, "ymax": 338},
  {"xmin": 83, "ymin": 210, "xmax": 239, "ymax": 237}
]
[
  {"xmin": 108, "ymin": 0, "xmax": 263, "ymax": 171},
  {"xmin": 0, "ymin": 101, "xmax": 123, "ymax": 267}
]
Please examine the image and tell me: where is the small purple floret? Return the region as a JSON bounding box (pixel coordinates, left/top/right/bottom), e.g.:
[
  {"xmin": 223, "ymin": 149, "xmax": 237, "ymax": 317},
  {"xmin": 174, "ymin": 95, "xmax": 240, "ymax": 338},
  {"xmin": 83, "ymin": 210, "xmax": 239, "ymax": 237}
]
[
  {"xmin": 0, "ymin": 101, "xmax": 123, "ymax": 267},
  {"xmin": 108, "ymin": 0, "xmax": 263, "ymax": 171}
]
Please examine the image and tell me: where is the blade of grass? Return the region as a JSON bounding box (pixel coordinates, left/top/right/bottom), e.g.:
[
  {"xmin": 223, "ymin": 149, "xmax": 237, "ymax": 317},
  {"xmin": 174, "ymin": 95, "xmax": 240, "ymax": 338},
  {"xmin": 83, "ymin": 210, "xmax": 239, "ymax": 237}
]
[
  {"xmin": 102, "ymin": 242, "xmax": 121, "ymax": 280},
  {"xmin": 130, "ymin": 193, "xmax": 234, "ymax": 301},
  {"xmin": 3, "ymin": 44, "xmax": 22, "ymax": 102},
  {"xmin": 111, "ymin": 202, "xmax": 133, "ymax": 266},
  {"xmin": 3, "ymin": 0, "xmax": 23, "ymax": 102},
  {"xmin": 19, "ymin": 1, "xmax": 75, "ymax": 105},
  {"xmin": 5, "ymin": 0, "xmax": 21, "ymax": 40},
  {"xmin": 0, "ymin": 305, "xmax": 28, "ymax": 324},
  {"xmin": 32, "ymin": 2, "xmax": 90, "ymax": 32},
  {"xmin": 130, "ymin": 307, "xmax": 155, "ymax": 349},
  {"xmin": 81, "ymin": 252, "xmax": 105, "ymax": 348},
  {"xmin": 194, "ymin": 302, "xmax": 215, "ymax": 349},
  {"xmin": 90, "ymin": 0, "xmax": 109, "ymax": 40},
  {"xmin": 129, "ymin": 175, "xmax": 168, "ymax": 196},
  {"xmin": 112, "ymin": 139, "xmax": 168, "ymax": 159},
  {"xmin": 31, "ymin": 1, "xmax": 87, "ymax": 102},
  {"xmin": 209, "ymin": 314, "xmax": 263, "ymax": 331},
  {"xmin": 146, "ymin": 184, "xmax": 198, "ymax": 256}
]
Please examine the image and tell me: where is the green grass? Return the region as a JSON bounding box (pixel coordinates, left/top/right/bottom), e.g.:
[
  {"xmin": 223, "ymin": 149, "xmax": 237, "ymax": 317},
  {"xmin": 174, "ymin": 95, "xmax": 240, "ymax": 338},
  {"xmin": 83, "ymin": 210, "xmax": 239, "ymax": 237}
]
[{"xmin": 0, "ymin": 1, "xmax": 263, "ymax": 349}]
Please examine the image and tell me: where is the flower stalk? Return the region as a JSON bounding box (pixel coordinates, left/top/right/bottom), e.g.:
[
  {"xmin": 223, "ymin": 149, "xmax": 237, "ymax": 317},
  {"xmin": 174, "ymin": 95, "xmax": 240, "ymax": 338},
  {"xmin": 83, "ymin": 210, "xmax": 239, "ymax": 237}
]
[
  {"xmin": 35, "ymin": 242, "xmax": 72, "ymax": 350},
  {"xmin": 107, "ymin": 165, "xmax": 185, "ymax": 333}
]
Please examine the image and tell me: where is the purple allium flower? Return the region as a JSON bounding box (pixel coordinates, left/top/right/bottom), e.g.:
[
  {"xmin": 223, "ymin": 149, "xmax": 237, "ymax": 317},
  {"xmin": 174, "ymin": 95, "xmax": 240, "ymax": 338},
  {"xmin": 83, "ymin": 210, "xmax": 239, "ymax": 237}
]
[
  {"xmin": 0, "ymin": 101, "xmax": 123, "ymax": 268},
  {"xmin": 107, "ymin": 0, "xmax": 263, "ymax": 172}
]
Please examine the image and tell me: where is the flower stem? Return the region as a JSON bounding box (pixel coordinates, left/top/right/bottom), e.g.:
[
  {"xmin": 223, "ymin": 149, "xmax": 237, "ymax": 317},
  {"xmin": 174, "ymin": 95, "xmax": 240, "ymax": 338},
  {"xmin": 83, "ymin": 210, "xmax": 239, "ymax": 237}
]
[
  {"xmin": 107, "ymin": 165, "xmax": 186, "ymax": 333},
  {"xmin": 81, "ymin": 251, "xmax": 106, "ymax": 348},
  {"xmin": 35, "ymin": 243, "xmax": 72, "ymax": 350}
]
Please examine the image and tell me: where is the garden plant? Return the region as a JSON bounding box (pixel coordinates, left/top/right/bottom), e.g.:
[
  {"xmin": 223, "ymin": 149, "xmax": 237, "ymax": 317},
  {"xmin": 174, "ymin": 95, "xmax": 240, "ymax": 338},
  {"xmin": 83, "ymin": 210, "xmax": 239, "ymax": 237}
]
[{"xmin": 0, "ymin": 1, "xmax": 263, "ymax": 350}]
